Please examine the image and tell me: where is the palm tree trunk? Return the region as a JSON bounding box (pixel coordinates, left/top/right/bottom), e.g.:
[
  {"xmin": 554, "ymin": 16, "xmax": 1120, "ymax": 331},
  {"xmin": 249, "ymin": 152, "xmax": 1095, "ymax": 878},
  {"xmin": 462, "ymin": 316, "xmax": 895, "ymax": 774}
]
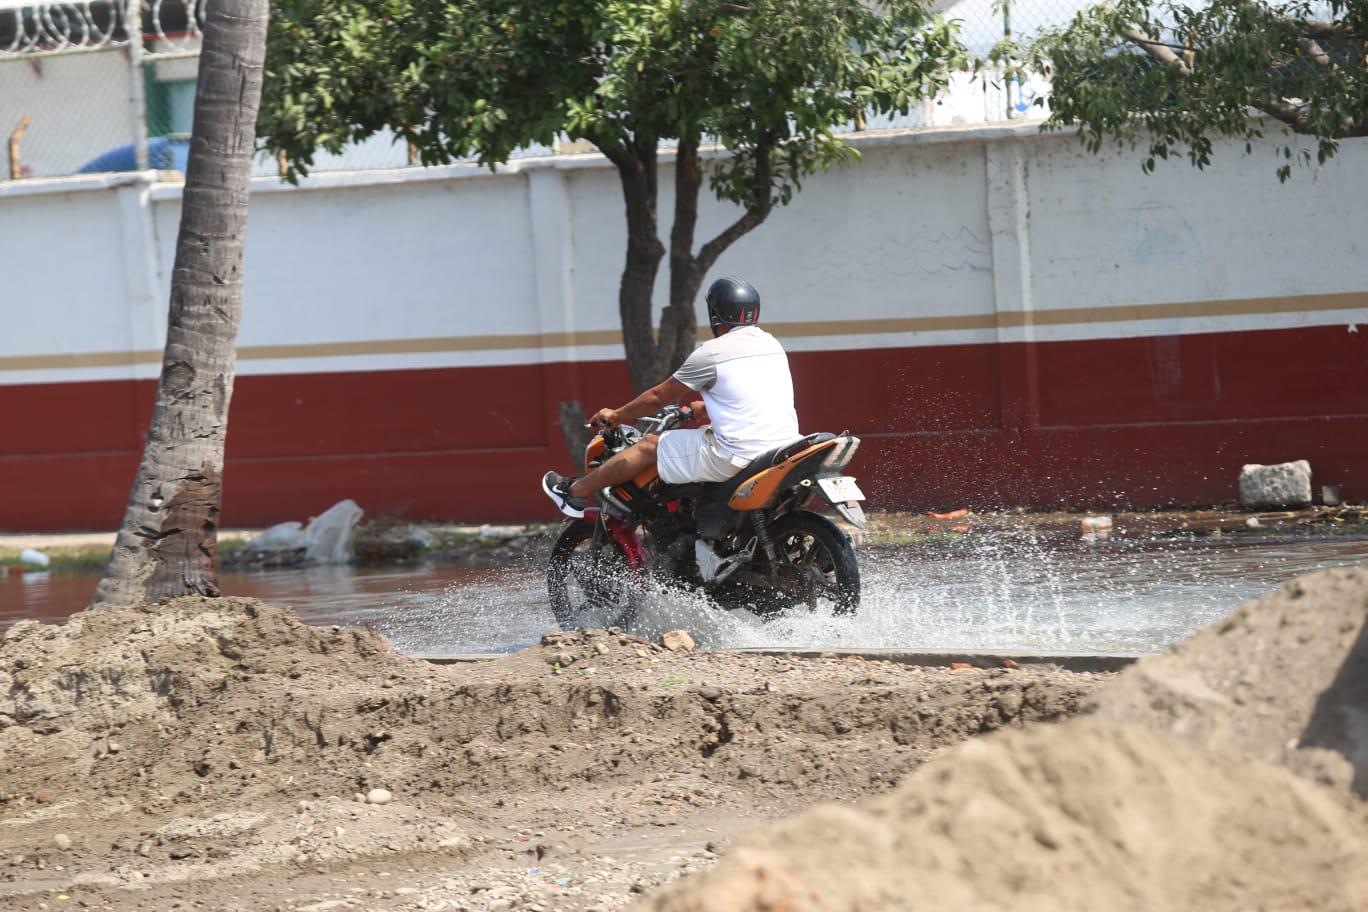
[{"xmin": 93, "ymin": 0, "xmax": 270, "ymax": 608}]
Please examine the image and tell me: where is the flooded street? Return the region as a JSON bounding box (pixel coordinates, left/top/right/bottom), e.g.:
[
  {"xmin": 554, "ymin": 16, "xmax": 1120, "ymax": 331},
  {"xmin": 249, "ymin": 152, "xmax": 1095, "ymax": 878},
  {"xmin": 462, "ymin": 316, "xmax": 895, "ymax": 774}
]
[{"xmin": 5, "ymin": 535, "xmax": 1366, "ymax": 655}]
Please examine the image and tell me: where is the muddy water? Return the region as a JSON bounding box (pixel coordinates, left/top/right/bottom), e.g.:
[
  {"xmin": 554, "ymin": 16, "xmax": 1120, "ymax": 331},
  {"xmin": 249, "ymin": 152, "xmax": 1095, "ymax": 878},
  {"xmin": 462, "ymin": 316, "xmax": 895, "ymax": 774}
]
[{"xmin": 3, "ymin": 537, "xmax": 1366, "ymax": 655}]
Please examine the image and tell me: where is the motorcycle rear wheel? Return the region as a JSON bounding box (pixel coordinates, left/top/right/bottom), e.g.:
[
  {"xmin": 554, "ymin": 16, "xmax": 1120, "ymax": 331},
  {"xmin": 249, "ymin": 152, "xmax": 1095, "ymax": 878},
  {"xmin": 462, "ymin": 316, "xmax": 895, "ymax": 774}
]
[
  {"xmin": 769, "ymin": 511, "xmax": 861, "ymax": 615},
  {"xmin": 546, "ymin": 520, "xmax": 642, "ymax": 630}
]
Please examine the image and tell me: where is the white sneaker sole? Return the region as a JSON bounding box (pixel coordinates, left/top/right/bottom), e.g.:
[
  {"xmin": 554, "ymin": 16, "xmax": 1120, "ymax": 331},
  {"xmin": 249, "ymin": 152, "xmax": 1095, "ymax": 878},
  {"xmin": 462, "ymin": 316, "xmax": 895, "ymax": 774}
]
[{"xmin": 542, "ymin": 474, "xmax": 586, "ymax": 519}]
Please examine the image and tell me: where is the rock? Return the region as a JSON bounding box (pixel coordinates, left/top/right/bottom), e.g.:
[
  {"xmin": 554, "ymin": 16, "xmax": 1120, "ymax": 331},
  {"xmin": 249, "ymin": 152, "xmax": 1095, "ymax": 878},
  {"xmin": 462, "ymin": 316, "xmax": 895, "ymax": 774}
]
[
  {"xmin": 660, "ymin": 630, "xmax": 696, "ymax": 653},
  {"xmin": 365, "ymin": 788, "xmax": 393, "ymax": 806},
  {"xmin": 594, "ymin": 642, "xmax": 610, "ymax": 655},
  {"xmin": 1246, "ymin": 516, "xmax": 1262, "ymax": 528},
  {"xmin": 106, "ymin": 740, "xmax": 122, "ymax": 754},
  {"xmin": 53, "ymin": 834, "xmax": 72, "ymax": 851},
  {"xmin": 1239, "ymin": 460, "xmax": 1312, "ymax": 509},
  {"xmin": 1080, "ymin": 515, "xmax": 1113, "ymax": 539}
]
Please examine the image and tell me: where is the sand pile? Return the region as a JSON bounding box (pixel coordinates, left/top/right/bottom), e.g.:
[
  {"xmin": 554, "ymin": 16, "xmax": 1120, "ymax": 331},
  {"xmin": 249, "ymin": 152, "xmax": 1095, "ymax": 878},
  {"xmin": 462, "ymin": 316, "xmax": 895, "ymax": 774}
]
[
  {"xmin": 1088, "ymin": 567, "xmax": 1368, "ymax": 794},
  {"xmin": 643, "ymin": 568, "xmax": 1368, "ymax": 912},
  {"xmin": 644, "ymin": 722, "xmax": 1368, "ymax": 912}
]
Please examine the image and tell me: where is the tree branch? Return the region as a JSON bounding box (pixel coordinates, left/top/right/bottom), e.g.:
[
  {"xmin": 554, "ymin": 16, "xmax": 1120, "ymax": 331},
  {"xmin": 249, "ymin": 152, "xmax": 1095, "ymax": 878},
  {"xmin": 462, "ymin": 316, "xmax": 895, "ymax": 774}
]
[
  {"xmin": 1291, "ymin": 19, "xmax": 1352, "ymax": 40},
  {"xmin": 584, "ymin": 128, "xmax": 635, "ymax": 171},
  {"xmin": 1297, "ymin": 36, "xmax": 1332, "ymax": 69},
  {"xmin": 1121, "ymin": 28, "xmax": 1192, "ymax": 76},
  {"xmin": 695, "ymin": 139, "xmax": 776, "ymax": 275},
  {"xmin": 1253, "ymin": 97, "xmax": 1312, "ymax": 131}
]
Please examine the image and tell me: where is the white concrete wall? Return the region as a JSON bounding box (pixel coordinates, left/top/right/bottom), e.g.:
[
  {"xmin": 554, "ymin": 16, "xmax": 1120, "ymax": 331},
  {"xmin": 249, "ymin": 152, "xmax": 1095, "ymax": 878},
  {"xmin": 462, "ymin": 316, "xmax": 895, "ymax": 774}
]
[{"xmin": 2, "ymin": 124, "xmax": 1366, "ymax": 388}]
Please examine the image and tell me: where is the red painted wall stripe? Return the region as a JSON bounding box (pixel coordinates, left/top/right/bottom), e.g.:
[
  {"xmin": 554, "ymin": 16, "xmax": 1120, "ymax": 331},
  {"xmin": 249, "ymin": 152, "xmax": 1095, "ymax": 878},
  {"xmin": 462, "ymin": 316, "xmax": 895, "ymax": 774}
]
[{"xmin": 1, "ymin": 323, "xmax": 1364, "ymax": 530}]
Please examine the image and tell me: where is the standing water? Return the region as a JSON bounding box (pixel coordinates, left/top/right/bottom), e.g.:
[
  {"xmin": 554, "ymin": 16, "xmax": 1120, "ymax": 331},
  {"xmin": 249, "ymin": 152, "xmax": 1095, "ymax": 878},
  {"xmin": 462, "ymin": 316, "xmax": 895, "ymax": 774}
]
[{"xmin": 5, "ymin": 535, "xmax": 1363, "ymax": 655}]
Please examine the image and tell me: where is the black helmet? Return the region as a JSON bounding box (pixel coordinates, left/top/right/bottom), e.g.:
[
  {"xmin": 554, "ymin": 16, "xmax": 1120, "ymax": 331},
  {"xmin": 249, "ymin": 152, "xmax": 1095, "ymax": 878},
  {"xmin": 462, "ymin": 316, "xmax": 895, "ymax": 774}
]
[{"xmin": 705, "ymin": 276, "xmax": 761, "ymax": 334}]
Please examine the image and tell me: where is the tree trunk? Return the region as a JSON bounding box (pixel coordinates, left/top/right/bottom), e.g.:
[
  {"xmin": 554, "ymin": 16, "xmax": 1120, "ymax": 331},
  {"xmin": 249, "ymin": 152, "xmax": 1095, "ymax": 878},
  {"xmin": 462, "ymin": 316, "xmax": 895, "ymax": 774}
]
[
  {"xmin": 614, "ymin": 142, "xmax": 668, "ymax": 392},
  {"xmin": 92, "ymin": 0, "xmax": 270, "ymax": 609},
  {"xmin": 659, "ymin": 133, "xmax": 704, "ymax": 372},
  {"xmin": 557, "ymin": 400, "xmax": 594, "ymax": 469}
]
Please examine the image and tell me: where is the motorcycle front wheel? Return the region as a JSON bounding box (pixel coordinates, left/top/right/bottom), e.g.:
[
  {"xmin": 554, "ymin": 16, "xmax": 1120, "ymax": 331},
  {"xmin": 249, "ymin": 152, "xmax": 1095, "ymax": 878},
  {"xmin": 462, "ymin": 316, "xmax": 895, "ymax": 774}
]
[{"xmin": 546, "ymin": 520, "xmax": 643, "ymax": 630}]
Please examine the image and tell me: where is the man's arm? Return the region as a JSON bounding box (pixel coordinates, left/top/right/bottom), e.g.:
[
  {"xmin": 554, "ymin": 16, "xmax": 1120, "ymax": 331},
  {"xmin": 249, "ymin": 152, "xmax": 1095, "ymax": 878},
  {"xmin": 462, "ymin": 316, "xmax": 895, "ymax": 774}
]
[{"xmin": 591, "ymin": 377, "xmax": 693, "ymax": 429}]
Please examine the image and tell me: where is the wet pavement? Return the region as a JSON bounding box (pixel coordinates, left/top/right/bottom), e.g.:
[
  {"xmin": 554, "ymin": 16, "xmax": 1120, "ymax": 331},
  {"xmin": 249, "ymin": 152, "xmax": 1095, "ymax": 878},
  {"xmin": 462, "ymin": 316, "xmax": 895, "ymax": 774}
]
[{"xmin": 4, "ymin": 534, "xmax": 1366, "ymax": 656}]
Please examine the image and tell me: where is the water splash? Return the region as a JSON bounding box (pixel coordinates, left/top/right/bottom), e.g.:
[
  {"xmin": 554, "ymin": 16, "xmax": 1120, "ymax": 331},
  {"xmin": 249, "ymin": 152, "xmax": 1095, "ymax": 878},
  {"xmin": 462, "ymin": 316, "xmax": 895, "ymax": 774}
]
[{"xmin": 371, "ymin": 536, "xmax": 1368, "ymax": 656}]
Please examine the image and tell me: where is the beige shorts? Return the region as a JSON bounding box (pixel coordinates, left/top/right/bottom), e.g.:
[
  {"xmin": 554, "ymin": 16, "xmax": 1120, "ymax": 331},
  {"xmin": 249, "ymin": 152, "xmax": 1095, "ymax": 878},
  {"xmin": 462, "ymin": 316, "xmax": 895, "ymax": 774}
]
[{"xmin": 656, "ymin": 428, "xmax": 748, "ymax": 485}]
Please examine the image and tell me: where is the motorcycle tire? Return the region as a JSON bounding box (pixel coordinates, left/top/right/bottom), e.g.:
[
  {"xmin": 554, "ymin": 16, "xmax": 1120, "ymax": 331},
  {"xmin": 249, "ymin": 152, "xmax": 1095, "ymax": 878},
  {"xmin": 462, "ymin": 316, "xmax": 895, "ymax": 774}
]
[
  {"xmin": 546, "ymin": 519, "xmax": 641, "ymax": 630},
  {"xmin": 769, "ymin": 511, "xmax": 861, "ymax": 615}
]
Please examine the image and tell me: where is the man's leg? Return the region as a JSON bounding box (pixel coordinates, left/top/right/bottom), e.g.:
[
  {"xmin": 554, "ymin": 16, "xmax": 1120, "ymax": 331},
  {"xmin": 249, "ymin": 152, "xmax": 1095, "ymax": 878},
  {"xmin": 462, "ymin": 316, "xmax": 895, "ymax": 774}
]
[{"xmin": 569, "ymin": 434, "xmax": 659, "ymax": 498}]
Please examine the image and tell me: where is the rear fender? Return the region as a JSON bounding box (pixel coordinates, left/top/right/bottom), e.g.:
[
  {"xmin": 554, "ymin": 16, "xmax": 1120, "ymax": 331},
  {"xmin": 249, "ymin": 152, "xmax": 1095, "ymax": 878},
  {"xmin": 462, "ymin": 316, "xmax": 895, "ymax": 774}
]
[
  {"xmin": 584, "ymin": 507, "xmax": 646, "ymax": 571},
  {"xmin": 728, "ymin": 435, "xmax": 861, "ymax": 512}
]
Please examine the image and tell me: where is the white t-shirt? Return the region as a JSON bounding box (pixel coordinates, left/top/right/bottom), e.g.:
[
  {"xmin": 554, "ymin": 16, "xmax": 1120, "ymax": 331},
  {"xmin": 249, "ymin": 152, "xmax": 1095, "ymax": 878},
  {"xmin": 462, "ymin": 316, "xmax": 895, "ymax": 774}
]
[{"xmin": 672, "ymin": 325, "xmax": 800, "ymax": 460}]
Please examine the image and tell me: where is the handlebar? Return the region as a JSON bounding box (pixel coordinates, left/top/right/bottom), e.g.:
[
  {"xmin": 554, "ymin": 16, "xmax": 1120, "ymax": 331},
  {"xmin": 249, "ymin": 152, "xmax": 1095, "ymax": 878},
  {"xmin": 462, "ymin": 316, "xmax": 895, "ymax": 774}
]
[{"xmin": 583, "ymin": 405, "xmax": 693, "ymax": 436}]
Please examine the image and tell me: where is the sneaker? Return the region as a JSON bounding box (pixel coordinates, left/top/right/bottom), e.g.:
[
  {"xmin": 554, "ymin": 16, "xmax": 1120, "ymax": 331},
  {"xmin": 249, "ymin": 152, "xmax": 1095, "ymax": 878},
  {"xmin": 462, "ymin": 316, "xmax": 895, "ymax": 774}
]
[{"xmin": 542, "ymin": 471, "xmax": 589, "ymax": 519}]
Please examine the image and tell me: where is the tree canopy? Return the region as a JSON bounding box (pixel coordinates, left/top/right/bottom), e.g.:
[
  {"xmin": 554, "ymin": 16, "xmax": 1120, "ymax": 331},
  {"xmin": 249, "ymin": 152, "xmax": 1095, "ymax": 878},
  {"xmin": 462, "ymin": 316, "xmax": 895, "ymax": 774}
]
[
  {"xmin": 260, "ymin": 0, "xmax": 963, "ymax": 389},
  {"xmin": 1031, "ymin": 0, "xmax": 1368, "ymax": 180}
]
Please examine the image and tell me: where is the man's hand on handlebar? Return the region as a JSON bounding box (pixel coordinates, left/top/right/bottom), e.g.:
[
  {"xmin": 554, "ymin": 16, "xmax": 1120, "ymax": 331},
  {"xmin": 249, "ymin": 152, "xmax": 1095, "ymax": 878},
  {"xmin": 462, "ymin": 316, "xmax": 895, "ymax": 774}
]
[{"xmin": 589, "ymin": 407, "xmax": 622, "ymax": 430}]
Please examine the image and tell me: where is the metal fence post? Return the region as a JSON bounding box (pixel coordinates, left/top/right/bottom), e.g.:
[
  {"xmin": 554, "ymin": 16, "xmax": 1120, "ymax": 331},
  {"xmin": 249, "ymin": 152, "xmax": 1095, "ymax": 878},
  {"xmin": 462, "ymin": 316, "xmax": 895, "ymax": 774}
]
[{"xmin": 126, "ymin": 0, "xmax": 150, "ymax": 171}]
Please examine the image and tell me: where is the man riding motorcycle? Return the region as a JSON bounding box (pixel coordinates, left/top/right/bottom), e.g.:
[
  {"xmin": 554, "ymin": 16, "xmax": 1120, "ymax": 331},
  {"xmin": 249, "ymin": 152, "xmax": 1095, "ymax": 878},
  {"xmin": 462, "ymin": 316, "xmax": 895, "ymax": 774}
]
[{"xmin": 542, "ymin": 275, "xmax": 799, "ymax": 518}]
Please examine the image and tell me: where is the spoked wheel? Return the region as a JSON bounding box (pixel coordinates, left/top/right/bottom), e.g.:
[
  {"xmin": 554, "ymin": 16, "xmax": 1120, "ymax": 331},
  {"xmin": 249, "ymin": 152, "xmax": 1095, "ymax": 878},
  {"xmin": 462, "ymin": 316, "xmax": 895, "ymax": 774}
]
[
  {"xmin": 769, "ymin": 511, "xmax": 861, "ymax": 615},
  {"xmin": 547, "ymin": 520, "xmax": 642, "ymax": 630}
]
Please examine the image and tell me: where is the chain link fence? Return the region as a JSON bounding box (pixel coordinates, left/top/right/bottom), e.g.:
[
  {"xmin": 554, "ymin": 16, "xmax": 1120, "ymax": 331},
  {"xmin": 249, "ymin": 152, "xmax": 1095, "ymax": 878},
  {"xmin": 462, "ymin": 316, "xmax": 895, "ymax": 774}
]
[{"xmin": 2, "ymin": 0, "xmax": 1088, "ymax": 183}]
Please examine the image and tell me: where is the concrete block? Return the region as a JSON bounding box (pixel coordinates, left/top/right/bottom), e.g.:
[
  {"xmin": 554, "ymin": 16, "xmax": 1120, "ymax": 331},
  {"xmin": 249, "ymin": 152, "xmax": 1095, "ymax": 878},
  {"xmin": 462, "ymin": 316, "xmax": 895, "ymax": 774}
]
[{"xmin": 1239, "ymin": 460, "xmax": 1312, "ymax": 509}]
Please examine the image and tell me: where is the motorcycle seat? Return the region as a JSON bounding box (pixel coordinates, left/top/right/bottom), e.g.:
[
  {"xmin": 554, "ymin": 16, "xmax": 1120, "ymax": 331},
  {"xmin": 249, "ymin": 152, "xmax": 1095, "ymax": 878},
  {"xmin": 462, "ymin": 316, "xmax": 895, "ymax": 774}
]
[{"xmin": 658, "ymin": 432, "xmax": 837, "ymax": 502}]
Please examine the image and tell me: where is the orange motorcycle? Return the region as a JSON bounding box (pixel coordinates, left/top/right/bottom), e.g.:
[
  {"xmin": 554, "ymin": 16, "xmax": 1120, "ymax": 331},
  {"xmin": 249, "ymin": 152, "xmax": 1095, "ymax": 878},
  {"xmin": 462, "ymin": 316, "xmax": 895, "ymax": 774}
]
[{"xmin": 547, "ymin": 407, "xmax": 866, "ymax": 629}]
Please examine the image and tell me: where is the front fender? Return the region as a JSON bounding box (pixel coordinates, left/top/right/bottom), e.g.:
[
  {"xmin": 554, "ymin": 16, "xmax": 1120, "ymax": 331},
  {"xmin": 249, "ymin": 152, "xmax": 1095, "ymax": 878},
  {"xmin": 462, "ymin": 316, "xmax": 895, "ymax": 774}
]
[{"xmin": 584, "ymin": 507, "xmax": 646, "ymax": 571}]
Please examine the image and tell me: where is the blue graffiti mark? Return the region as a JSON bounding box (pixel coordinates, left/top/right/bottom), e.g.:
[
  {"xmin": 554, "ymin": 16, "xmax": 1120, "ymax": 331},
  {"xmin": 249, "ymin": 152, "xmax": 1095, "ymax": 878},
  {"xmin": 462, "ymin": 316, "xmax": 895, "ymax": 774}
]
[{"xmin": 1132, "ymin": 201, "xmax": 1203, "ymax": 267}]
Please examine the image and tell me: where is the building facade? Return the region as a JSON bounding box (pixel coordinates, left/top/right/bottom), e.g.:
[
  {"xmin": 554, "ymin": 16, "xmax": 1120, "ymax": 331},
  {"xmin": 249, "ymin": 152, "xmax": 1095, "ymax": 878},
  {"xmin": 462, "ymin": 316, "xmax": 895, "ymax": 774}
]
[{"xmin": 1, "ymin": 125, "xmax": 1365, "ymax": 529}]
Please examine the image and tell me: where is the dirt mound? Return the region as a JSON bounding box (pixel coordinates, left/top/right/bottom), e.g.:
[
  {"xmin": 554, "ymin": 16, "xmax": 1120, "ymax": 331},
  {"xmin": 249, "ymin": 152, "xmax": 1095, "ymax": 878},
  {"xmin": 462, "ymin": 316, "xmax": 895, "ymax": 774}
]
[
  {"xmin": 642, "ymin": 721, "xmax": 1368, "ymax": 912},
  {"xmin": 0, "ymin": 602, "xmax": 1098, "ymax": 807},
  {"xmin": 1088, "ymin": 567, "xmax": 1368, "ymax": 794},
  {"xmin": 0, "ymin": 597, "xmax": 1103, "ymax": 901}
]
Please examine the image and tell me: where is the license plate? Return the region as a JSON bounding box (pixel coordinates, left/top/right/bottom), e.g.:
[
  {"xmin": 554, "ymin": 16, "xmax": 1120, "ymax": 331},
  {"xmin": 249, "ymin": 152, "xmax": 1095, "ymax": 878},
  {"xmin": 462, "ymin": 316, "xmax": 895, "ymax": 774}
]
[{"xmin": 817, "ymin": 476, "xmax": 865, "ymax": 503}]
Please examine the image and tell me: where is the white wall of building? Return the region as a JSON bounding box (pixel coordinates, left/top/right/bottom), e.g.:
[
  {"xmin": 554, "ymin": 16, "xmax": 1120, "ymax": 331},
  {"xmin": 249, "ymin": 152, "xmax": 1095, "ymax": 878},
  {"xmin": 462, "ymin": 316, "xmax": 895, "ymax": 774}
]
[{"xmin": 2, "ymin": 124, "xmax": 1366, "ymax": 388}]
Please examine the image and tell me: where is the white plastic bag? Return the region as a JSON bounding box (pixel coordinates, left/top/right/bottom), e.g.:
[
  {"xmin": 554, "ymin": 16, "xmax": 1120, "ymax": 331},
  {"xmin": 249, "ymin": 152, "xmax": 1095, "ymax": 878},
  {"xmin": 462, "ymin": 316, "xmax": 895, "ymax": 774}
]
[
  {"xmin": 304, "ymin": 499, "xmax": 364, "ymax": 564},
  {"xmin": 243, "ymin": 522, "xmax": 308, "ymax": 554},
  {"xmin": 19, "ymin": 548, "xmax": 50, "ymax": 568}
]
